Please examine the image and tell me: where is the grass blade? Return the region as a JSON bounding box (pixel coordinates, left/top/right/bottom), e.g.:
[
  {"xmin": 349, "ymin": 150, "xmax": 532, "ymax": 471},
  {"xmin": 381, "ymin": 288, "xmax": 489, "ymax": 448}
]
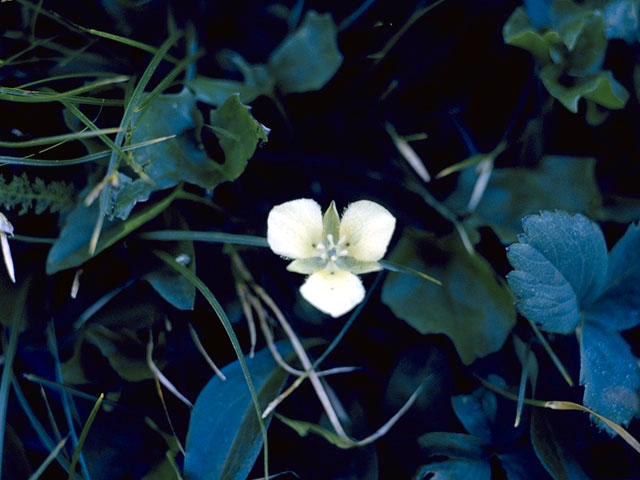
[
  {"xmin": 68, "ymin": 393, "xmax": 104, "ymax": 480},
  {"xmin": 139, "ymin": 230, "xmax": 270, "ymax": 247},
  {"xmin": 0, "ymin": 135, "xmax": 175, "ymax": 167},
  {"xmin": 0, "ymin": 128, "xmax": 120, "ymax": 148},
  {"xmin": 0, "ymin": 283, "xmax": 27, "ymax": 480},
  {"xmin": 0, "ymin": 76, "xmax": 128, "ymax": 103},
  {"xmin": 379, "ymin": 260, "xmax": 441, "ymax": 285},
  {"xmin": 152, "ymin": 249, "xmax": 270, "ymax": 479},
  {"xmin": 29, "ymin": 435, "xmax": 69, "ymax": 480}
]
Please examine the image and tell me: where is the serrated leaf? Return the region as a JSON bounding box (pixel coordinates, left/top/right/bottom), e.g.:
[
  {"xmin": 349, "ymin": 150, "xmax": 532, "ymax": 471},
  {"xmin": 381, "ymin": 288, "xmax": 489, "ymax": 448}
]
[
  {"xmin": 382, "ymin": 230, "xmax": 515, "ymax": 365},
  {"xmin": 579, "ymin": 323, "xmax": 640, "ymax": 428},
  {"xmin": 506, "ymin": 211, "xmax": 608, "ymax": 333},
  {"xmin": 586, "ymin": 221, "xmax": 640, "ymax": 330},
  {"xmin": 445, "ymin": 156, "xmax": 602, "ymax": 243},
  {"xmin": 268, "ymin": 11, "xmax": 343, "ymax": 94},
  {"xmin": 184, "ymin": 342, "xmax": 291, "ymax": 480},
  {"xmin": 541, "ymin": 65, "xmax": 630, "ymax": 113}
]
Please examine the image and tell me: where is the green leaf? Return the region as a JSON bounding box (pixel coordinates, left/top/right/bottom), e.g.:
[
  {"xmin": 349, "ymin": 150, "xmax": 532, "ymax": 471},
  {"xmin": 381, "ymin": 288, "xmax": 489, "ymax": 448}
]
[
  {"xmin": 530, "ymin": 410, "xmax": 590, "ymax": 480},
  {"xmin": 451, "ymin": 382, "xmax": 502, "ymax": 444},
  {"xmin": 382, "ymin": 230, "xmax": 515, "ymax": 365},
  {"xmin": 503, "ymin": 7, "xmax": 561, "ymax": 63},
  {"xmin": 183, "ymin": 342, "xmax": 292, "ymax": 480},
  {"xmin": 110, "ymin": 89, "xmax": 266, "ymax": 220},
  {"xmin": 586, "ymin": 221, "xmax": 640, "ymax": 330},
  {"xmin": 208, "ymin": 93, "xmax": 270, "ymax": 180},
  {"xmin": 85, "ymin": 325, "xmax": 157, "ymax": 382},
  {"xmin": 541, "ymin": 65, "xmax": 630, "ymax": 113},
  {"xmin": 46, "ymin": 186, "xmax": 179, "ymax": 274},
  {"xmin": 144, "ymin": 214, "xmax": 196, "ymax": 311},
  {"xmin": 275, "ymin": 414, "xmax": 355, "ymax": 449},
  {"xmin": 416, "ymin": 432, "xmax": 490, "ymax": 480},
  {"xmin": 579, "ymin": 323, "xmax": 640, "ymax": 428},
  {"xmin": 506, "ymin": 211, "xmax": 608, "ymax": 333},
  {"xmin": 190, "ymin": 64, "xmax": 274, "ymax": 107},
  {"xmin": 445, "ymin": 156, "xmax": 602, "ymax": 244},
  {"xmin": 268, "ymin": 11, "xmax": 343, "ymax": 94}
]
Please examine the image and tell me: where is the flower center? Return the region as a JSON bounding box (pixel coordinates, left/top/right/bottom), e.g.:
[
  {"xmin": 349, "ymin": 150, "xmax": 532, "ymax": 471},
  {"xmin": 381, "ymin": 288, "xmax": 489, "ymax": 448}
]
[{"xmin": 315, "ymin": 234, "xmax": 349, "ymax": 263}]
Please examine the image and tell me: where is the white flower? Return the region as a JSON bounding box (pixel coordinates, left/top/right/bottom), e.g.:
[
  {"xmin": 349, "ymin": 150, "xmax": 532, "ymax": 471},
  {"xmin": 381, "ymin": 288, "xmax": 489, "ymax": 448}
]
[{"xmin": 267, "ymin": 198, "xmax": 396, "ymax": 317}]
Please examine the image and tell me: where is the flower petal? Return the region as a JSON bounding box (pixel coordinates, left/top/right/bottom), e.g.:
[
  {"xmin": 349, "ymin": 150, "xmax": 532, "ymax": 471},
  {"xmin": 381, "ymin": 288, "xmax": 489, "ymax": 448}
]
[
  {"xmin": 339, "ymin": 200, "xmax": 396, "ymax": 262},
  {"xmin": 299, "ymin": 270, "xmax": 365, "ymax": 317},
  {"xmin": 267, "ymin": 199, "xmax": 323, "ymax": 259}
]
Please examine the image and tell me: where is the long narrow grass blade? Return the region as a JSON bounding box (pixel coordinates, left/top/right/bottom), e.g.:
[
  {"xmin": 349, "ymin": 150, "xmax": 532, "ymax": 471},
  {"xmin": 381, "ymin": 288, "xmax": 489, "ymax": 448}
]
[
  {"xmin": 46, "ymin": 323, "xmax": 91, "ymax": 480},
  {"xmin": 0, "ymin": 128, "xmax": 121, "ymax": 148},
  {"xmin": 379, "ymin": 260, "xmax": 441, "ymax": 285},
  {"xmin": 83, "ymin": 28, "xmax": 179, "ymax": 64},
  {"xmin": 0, "ymin": 284, "xmax": 27, "ymax": 480},
  {"xmin": 152, "ymin": 249, "xmax": 270, "ymax": 479},
  {"xmin": 545, "ymin": 401, "xmax": 640, "ymax": 454},
  {"xmin": 23, "ymin": 374, "xmax": 120, "ymax": 409},
  {"xmin": 527, "ymin": 318, "xmax": 574, "ymax": 386},
  {"xmin": 17, "ymin": 72, "xmax": 123, "ymax": 89},
  {"xmin": 139, "ymin": 230, "xmax": 269, "ymax": 247},
  {"xmin": 29, "ymin": 435, "xmax": 69, "ymax": 480},
  {"xmin": 0, "ymin": 76, "xmax": 128, "ymax": 103},
  {"xmin": 514, "ymin": 349, "xmax": 529, "ymax": 428},
  {"xmin": 0, "ymin": 135, "xmax": 174, "ymax": 166},
  {"xmin": 68, "ymin": 393, "xmax": 104, "ymax": 480},
  {"xmin": 11, "ymin": 376, "xmax": 79, "ymax": 476},
  {"xmin": 93, "ymin": 30, "xmax": 183, "ymax": 252}
]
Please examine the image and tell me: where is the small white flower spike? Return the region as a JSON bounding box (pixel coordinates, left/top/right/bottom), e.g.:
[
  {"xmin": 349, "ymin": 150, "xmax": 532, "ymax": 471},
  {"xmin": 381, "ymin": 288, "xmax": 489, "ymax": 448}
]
[{"xmin": 267, "ymin": 198, "xmax": 396, "ymax": 317}]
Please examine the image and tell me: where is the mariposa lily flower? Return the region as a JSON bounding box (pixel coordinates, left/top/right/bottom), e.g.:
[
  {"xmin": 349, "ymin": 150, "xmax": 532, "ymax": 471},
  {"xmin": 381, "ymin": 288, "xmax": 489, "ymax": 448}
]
[
  {"xmin": 0, "ymin": 212, "xmax": 15, "ymax": 283},
  {"xmin": 267, "ymin": 198, "xmax": 396, "ymax": 317}
]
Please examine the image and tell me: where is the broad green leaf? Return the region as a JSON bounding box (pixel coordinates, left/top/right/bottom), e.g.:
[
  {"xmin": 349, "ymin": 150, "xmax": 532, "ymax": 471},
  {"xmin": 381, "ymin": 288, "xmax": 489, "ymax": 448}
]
[
  {"xmin": 208, "ymin": 93, "xmax": 270, "ymax": 180},
  {"xmin": 85, "ymin": 325, "xmax": 158, "ymax": 382},
  {"xmin": 579, "ymin": 323, "xmax": 640, "ymax": 428},
  {"xmin": 382, "ymin": 230, "xmax": 515, "ymax": 365},
  {"xmin": 530, "ymin": 410, "xmax": 590, "ymax": 480},
  {"xmin": 144, "ymin": 213, "xmax": 196, "ymax": 311},
  {"xmin": 46, "ymin": 186, "xmax": 179, "ymax": 274},
  {"xmin": 190, "ymin": 64, "xmax": 274, "ymax": 107},
  {"xmin": 586, "ymin": 221, "xmax": 640, "ymax": 330},
  {"xmin": 445, "ymin": 156, "xmax": 602, "ymax": 244},
  {"xmin": 268, "ymin": 11, "xmax": 343, "ymax": 93},
  {"xmin": 451, "ymin": 383, "xmax": 500, "ymax": 444},
  {"xmin": 506, "ymin": 211, "xmax": 608, "ymax": 333},
  {"xmin": 498, "ymin": 448, "xmax": 552, "ymax": 480},
  {"xmin": 503, "ymin": 7, "xmax": 561, "ymax": 62},
  {"xmin": 110, "ymin": 90, "xmax": 266, "ymax": 220},
  {"xmin": 414, "ymin": 458, "xmax": 491, "ymax": 480},
  {"xmin": 524, "ymin": 0, "xmax": 553, "ymax": 28},
  {"xmin": 183, "ymin": 342, "xmax": 292, "ymax": 480},
  {"xmin": 275, "ymin": 414, "xmax": 355, "ymax": 449},
  {"xmin": 416, "ymin": 432, "xmax": 490, "ymax": 480},
  {"xmin": 541, "ymin": 65, "xmax": 630, "ymax": 113}
]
